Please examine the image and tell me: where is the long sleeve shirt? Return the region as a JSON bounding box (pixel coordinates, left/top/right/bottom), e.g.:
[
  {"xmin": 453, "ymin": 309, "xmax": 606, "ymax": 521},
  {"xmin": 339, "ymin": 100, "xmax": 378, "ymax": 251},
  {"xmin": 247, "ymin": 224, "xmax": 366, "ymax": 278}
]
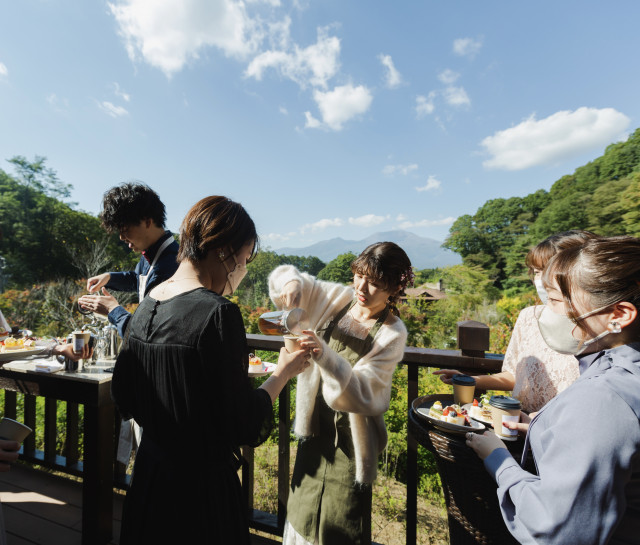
[{"xmin": 485, "ymin": 343, "xmax": 640, "ymax": 545}]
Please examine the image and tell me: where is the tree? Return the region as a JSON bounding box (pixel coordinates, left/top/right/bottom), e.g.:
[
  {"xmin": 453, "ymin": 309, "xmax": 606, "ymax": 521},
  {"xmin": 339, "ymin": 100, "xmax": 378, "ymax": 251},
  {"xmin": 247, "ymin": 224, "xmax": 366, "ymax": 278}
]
[
  {"xmin": 0, "ymin": 159, "xmax": 131, "ymax": 287},
  {"xmin": 8, "ymin": 155, "xmax": 73, "ymax": 201},
  {"xmin": 317, "ymin": 252, "xmax": 357, "ymax": 284}
]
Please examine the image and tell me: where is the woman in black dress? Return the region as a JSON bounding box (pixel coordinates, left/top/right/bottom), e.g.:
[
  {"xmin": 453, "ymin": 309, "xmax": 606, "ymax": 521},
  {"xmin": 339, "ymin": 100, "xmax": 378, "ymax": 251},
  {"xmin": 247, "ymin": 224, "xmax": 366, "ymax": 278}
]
[{"xmin": 112, "ymin": 196, "xmax": 311, "ymax": 545}]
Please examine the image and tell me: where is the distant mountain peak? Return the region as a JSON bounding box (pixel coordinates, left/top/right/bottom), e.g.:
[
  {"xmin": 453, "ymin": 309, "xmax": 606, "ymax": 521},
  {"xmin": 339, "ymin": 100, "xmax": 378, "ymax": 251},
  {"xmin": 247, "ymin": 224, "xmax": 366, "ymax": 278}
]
[{"xmin": 274, "ymin": 230, "xmax": 461, "ymax": 269}]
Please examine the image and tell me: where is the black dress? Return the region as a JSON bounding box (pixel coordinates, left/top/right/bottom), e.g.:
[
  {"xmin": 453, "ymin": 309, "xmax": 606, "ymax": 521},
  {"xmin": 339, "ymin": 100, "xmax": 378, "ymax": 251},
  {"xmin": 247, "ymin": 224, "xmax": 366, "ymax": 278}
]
[{"xmin": 112, "ymin": 288, "xmax": 273, "ymax": 545}]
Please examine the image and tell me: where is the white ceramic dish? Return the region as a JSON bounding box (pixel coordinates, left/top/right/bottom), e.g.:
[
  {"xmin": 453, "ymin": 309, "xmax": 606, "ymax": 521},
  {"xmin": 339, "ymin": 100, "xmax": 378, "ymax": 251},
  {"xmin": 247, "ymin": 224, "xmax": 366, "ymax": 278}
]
[
  {"xmin": 462, "ymin": 403, "xmax": 493, "ymax": 426},
  {"xmin": 414, "ymin": 400, "xmax": 486, "ymax": 436},
  {"xmin": 0, "ymin": 347, "xmax": 46, "ymax": 362},
  {"xmin": 248, "ymin": 362, "xmax": 277, "ymax": 377}
]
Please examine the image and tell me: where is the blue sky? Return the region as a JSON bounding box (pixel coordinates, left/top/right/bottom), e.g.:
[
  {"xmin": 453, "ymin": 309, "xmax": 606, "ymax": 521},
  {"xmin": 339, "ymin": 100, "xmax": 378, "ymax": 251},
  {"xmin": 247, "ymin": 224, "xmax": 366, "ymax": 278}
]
[{"xmin": 1, "ymin": 1, "xmax": 638, "ymax": 251}]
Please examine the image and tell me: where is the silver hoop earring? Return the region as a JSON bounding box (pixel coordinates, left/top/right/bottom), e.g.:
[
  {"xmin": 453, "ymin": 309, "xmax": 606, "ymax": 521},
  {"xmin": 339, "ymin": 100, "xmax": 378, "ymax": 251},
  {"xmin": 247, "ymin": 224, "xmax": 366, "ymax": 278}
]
[{"xmin": 610, "ymin": 321, "xmax": 622, "ymax": 334}]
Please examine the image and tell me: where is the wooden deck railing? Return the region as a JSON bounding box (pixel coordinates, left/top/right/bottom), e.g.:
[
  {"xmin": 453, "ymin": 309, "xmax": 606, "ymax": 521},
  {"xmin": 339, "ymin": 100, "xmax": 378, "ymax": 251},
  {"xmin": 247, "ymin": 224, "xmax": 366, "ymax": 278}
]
[
  {"xmin": 242, "ymin": 320, "xmax": 504, "ymax": 544},
  {"xmin": 1, "ymin": 321, "xmax": 504, "ymax": 545}
]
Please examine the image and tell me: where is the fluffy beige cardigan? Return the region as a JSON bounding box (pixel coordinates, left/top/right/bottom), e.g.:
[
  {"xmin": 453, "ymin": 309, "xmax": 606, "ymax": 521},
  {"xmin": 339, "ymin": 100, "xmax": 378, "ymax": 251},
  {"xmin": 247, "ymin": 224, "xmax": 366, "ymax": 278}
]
[{"xmin": 269, "ymin": 265, "xmax": 407, "ymax": 483}]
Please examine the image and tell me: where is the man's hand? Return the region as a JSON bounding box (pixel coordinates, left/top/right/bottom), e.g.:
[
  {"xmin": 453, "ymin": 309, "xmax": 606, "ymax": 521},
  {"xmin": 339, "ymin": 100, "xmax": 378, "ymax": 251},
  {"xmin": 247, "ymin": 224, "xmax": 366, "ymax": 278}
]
[
  {"xmin": 53, "ymin": 342, "xmax": 93, "ymax": 362},
  {"xmin": 87, "ymin": 273, "xmax": 111, "ymax": 294},
  {"xmin": 78, "ymin": 288, "xmax": 119, "ymax": 316}
]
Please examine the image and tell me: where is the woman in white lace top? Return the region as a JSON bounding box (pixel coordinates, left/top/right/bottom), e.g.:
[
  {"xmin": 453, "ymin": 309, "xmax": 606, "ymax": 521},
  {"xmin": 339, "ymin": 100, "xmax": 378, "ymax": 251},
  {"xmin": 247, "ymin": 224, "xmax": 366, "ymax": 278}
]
[{"xmin": 434, "ymin": 230, "xmax": 598, "ymax": 413}]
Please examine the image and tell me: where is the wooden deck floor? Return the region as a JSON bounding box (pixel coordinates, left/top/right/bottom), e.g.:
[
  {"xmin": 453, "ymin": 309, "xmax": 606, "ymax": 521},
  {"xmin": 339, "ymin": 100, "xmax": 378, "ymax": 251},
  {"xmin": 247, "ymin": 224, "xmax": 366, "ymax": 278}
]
[{"xmin": 0, "ymin": 464, "xmax": 277, "ymax": 545}]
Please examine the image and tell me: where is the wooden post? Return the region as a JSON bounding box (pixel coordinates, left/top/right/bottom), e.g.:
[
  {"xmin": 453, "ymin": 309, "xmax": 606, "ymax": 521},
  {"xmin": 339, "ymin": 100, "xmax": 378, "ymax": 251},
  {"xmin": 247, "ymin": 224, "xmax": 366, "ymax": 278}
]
[{"xmin": 457, "ymin": 320, "xmax": 489, "ymax": 357}]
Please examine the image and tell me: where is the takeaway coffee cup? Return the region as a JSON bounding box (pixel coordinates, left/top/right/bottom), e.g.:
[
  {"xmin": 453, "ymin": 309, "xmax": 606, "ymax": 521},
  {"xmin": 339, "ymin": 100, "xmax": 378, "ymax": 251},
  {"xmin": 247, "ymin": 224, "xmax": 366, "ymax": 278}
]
[
  {"xmin": 489, "ymin": 395, "xmax": 522, "ymax": 438},
  {"xmin": 72, "ymin": 330, "xmax": 91, "ymax": 354},
  {"xmin": 0, "ymin": 417, "xmax": 33, "ymax": 443},
  {"xmin": 283, "ymin": 335, "xmax": 301, "ymax": 353},
  {"xmin": 452, "ymin": 374, "xmax": 476, "ymax": 405}
]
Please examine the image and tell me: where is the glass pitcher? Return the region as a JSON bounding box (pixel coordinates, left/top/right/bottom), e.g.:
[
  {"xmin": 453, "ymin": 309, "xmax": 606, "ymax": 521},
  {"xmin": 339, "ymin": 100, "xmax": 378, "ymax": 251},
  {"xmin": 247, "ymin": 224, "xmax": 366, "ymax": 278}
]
[{"xmin": 258, "ymin": 308, "xmax": 308, "ymax": 336}]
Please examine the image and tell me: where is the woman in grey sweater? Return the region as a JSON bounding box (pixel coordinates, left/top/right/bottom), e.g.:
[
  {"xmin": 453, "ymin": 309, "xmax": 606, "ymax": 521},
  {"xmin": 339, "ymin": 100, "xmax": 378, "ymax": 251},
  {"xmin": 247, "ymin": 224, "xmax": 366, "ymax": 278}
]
[{"xmin": 468, "ymin": 236, "xmax": 640, "ymax": 545}]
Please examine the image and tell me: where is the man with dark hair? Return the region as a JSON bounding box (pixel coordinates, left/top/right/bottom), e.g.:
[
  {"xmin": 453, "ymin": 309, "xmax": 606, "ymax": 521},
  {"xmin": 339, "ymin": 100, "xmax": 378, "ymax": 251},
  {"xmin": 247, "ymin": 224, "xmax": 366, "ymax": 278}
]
[
  {"xmin": 79, "ymin": 182, "xmax": 179, "ymax": 465},
  {"xmin": 78, "ymin": 182, "xmax": 179, "ymax": 338}
]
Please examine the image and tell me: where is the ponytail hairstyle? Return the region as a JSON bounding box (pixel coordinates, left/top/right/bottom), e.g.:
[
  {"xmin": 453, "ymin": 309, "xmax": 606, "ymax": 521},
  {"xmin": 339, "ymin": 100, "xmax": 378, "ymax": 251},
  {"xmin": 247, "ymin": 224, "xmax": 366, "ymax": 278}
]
[
  {"xmin": 525, "ymin": 230, "xmax": 599, "ymax": 279},
  {"xmin": 545, "ymin": 235, "xmax": 640, "ymax": 329},
  {"xmin": 177, "ymin": 196, "xmax": 258, "ymax": 264},
  {"xmin": 351, "ymin": 242, "xmax": 414, "ymax": 316}
]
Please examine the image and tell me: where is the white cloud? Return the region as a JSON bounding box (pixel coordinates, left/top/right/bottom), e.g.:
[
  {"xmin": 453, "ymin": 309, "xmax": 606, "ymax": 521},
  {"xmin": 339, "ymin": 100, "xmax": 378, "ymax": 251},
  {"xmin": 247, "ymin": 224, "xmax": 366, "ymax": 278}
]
[
  {"xmin": 246, "ymin": 0, "xmax": 281, "ymax": 5},
  {"xmin": 279, "ymin": 105, "xmax": 288, "ymax": 115},
  {"xmin": 443, "ymin": 86, "xmax": 470, "ymax": 107},
  {"xmin": 108, "ymin": 0, "xmax": 263, "ymax": 77},
  {"xmin": 300, "ymin": 217, "xmax": 344, "ymax": 233},
  {"xmin": 378, "ymin": 54, "xmax": 402, "ymax": 88},
  {"xmin": 416, "ymin": 175, "xmax": 442, "ymax": 192},
  {"xmin": 308, "ymin": 84, "xmax": 373, "ymax": 131},
  {"xmin": 348, "ymin": 214, "xmax": 387, "ymax": 227},
  {"xmin": 396, "ymin": 213, "xmax": 407, "ymax": 222},
  {"xmin": 382, "ymin": 163, "xmax": 418, "ymax": 176},
  {"xmin": 304, "ymin": 111, "xmax": 322, "ymax": 128},
  {"xmin": 0, "ymin": 62, "xmax": 7, "ymax": 77},
  {"xmin": 453, "ymin": 37, "xmax": 483, "ymax": 58},
  {"xmin": 438, "ymin": 69, "xmax": 459, "ymax": 85},
  {"xmin": 262, "ymin": 231, "xmax": 295, "ymax": 243},
  {"xmin": 481, "ymin": 107, "xmax": 631, "ymax": 171},
  {"xmin": 112, "ymin": 82, "xmax": 131, "ymax": 102},
  {"xmin": 416, "ymin": 93, "xmax": 435, "ymax": 117},
  {"xmin": 399, "ymin": 217, "xmax": 456, "ymax": 229},
  {"xmin": 46, "ymin": 93, "xmax": 70, "ymax": 113},
  {"xmin": 245, "ymin": 25, "xmax": 340, "ymax": 89},
  {"xmin": 98, "ymin": 101, "xmax": 130, "ymax": 118}
]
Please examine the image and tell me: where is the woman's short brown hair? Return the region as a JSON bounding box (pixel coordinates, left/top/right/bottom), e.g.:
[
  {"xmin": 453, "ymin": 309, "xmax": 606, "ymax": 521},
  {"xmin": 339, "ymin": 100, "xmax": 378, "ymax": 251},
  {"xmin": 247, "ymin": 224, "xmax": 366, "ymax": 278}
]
[
  {"xmin": 350, "ymin": 242, "xmax": 413, "ymax": 313},
  {"xmin": 177, "ymin": 196, "xmax": 258, "ymax": 263},
  {"xmin": 525, "ymin": 230, "xmax": 599, "ymax": 278},
  {"xmin": 545, "ymin": 235, "xmax": 640, "ymax": 323}
]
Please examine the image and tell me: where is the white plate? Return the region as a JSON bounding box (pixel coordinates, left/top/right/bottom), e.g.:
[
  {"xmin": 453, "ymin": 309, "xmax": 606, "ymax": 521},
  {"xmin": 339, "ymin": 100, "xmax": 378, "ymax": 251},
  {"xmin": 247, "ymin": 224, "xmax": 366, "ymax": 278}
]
[
  {"xmin": 248, "ymin": 362, "xmax": 277, "ymax": 377},
  {"xmin": 415, "ymin": 402, "xmax": 486, "ymax": 436},
  {"xmin": 0, "ymin": 347, "xmax": 46, "ymax": 362},
  {"xmin": 462, "ymin": 403, "xmax": 494, "ymax": 426}
]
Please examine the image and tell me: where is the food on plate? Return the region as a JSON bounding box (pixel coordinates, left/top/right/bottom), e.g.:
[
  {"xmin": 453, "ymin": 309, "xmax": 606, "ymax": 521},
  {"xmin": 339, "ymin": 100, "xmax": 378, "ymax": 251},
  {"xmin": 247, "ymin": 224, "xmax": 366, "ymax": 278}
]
[
  {"xmin": 0, "ymin": 335, "xmax": 39, "ymax": 353},
  {"xmin": 248, "ymin": 353, "xmax": 264, "ymax": 372},
  {"xmin": 469, "ymin": 398, "xmax": 493, "ymax": 421},
  {"xmin": 428, "ymin": 401, "xmax": 471, "ymax": 427},
  {"xmin": 1, "ymin": 337, "xmax": 26, "ymax": 351},
  {"xmin": 428, "ymin": 400, "xmax": 443, "ymax": 418}
]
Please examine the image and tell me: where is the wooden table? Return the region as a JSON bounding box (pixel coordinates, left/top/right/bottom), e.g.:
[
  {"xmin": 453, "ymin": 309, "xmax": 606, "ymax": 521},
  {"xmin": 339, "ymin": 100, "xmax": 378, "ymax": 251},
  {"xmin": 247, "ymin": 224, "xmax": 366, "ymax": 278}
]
[
  {"xmin": 0, "ymin": 359, "xmax": 116, "ymax": 545},
  {"xmin": 409, "ymin": 394, "xmax": 530, "ymax": 545}
]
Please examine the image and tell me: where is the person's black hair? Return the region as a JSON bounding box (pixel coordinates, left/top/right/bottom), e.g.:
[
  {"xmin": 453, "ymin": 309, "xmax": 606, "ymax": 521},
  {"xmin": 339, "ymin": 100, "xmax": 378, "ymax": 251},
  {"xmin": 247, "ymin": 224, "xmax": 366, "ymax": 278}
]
[{"xmin": 100, "ymin": 182, "xmax": 166, "ymax": 232}]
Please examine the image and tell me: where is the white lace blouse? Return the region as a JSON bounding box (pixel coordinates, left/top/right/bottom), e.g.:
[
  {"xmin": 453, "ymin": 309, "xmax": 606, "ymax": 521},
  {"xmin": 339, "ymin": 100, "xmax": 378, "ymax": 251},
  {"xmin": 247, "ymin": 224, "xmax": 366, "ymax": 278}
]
[{"xmin": 501, "ymin": 305, "xmax": 580, "ymax": 413}]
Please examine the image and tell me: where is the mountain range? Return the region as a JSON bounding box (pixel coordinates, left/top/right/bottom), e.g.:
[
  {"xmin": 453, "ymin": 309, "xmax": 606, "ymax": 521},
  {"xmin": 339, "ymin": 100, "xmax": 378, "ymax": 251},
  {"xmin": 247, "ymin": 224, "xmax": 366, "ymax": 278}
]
[{"xmin": 274, "ymin": 230, "xmax": 462, "ymax": 270}]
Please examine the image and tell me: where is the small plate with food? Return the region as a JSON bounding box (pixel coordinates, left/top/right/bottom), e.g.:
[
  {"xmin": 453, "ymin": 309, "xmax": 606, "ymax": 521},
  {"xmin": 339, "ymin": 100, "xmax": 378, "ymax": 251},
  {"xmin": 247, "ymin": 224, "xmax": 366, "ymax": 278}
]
[
  {"xmin": 462, "ymin": 399, "xmax": 493, "ymax": 426},
  {"xmin": 412, "ymin": 394, "xmax": 486, "ymax": 436},
  {"xmin": 247, "ymin": 354, "xmax": 277, "ymax": 377}
]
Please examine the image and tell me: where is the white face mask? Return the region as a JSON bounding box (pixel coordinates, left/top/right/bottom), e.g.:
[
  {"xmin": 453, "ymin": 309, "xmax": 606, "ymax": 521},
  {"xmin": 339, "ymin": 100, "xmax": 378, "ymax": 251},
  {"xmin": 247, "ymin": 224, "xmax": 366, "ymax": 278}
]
[
  {"xmin": 534, "ymin": 277, "xmax": 548, "ymax": 304},
  {"xmin": 222, "ymin": 254, "xmax": 247, "ymax": 296},
  {"xmin": 536, "ymin": 303, "xmax": 617, "ymax": 356}
]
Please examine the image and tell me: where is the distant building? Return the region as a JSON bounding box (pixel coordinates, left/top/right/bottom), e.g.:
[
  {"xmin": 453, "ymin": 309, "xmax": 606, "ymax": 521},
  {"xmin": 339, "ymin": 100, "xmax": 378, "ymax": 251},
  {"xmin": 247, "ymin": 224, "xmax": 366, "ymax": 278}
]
[{"xmin": 400, "ymin": 279, "xmax": 446, "ymax": 304}]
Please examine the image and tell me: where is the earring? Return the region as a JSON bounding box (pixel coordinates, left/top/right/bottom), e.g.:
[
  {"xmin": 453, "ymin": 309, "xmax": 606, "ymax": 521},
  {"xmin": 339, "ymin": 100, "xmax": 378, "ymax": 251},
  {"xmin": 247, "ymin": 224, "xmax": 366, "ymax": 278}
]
[
  {"xmin": 610, "ymin": 321, "xmax": 622, "ymax": 334},
  {"xmin": 218, "ymin": 250, "xmax": 225, "ymax": 260}
]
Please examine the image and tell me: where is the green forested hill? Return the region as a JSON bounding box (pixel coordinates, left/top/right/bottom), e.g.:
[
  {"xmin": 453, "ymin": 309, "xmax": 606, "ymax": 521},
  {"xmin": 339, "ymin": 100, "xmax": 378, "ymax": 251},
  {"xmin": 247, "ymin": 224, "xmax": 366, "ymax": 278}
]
[{"xmin": 443, "ymin": 127, "xmax": 640, "ymax": 292}]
